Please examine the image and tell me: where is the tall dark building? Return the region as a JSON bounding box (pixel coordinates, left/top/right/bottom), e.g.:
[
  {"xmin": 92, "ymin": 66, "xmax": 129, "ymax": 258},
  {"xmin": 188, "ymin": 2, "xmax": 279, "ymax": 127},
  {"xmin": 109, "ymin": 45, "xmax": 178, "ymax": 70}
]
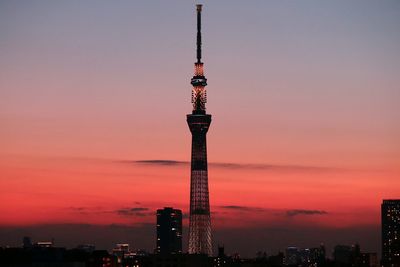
[
  {"xmin": 156, "ymin": 207, "xmax": 182, "ymax": 254},
  {"xmin": 187, "ymin": 4, "xmax": 212, "ymax": 255},
  {"xmin": 22, "ymin": 236, "xmax": 32, "ymax": 249},
  {"xmin": 382, "ymin": 199, "xmax": 400, "ymax": 267}
]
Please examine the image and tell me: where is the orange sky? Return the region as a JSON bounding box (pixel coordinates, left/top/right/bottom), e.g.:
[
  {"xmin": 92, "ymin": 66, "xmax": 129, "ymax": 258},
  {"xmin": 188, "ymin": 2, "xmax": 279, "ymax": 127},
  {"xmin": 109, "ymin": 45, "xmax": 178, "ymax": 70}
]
[{"xmin": 1, "ymin": 154, "xmax": 398, "ymax": 229}]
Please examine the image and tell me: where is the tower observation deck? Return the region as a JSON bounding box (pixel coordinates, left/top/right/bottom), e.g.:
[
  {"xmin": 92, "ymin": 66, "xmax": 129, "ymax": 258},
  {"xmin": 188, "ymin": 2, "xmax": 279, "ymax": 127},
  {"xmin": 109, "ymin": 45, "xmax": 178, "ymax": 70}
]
[{"xmin": 187, "ymin": 4, "xmax": 212, "ymax": 256}]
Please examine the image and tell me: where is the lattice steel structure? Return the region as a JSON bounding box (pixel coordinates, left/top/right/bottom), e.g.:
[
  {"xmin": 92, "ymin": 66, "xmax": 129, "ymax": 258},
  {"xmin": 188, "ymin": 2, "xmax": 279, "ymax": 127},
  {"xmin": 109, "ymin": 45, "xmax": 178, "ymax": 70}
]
[{"xmin": 187, "ymin": 4, "xmax": 212, "ymax": 256}]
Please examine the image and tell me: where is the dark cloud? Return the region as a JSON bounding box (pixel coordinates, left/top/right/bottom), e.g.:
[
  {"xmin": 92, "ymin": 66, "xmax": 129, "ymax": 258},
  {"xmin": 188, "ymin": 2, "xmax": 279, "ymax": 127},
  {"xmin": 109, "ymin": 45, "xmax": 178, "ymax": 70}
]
[
  {"xmin": 133, "ymin": 160, "xmax": 186, "ymax": 166},
  {"xmin": 68, "ymin": 206, "xmax": 153, "ymax": 217},
  {"xmin": 286, "ymin": 209, "xmax": 328, "ymax": 217},
  {"xmin": 220, "ymin": 205, "xmax": 265, "ymax": 212},
  {"xmin": 212, "ymin": 162, "xmax": 341, "ymax": 172},
  {"xmin": 68, "ymin": 207, "xmax": 86, "ymax": 211},
  {"xmin": 120, "ymin": 159, "xmax": 343, "ymax": 173},
  {"xmin": 67, "ymin": 206, "xmax": 104, "ymax": 215},
  {"xmin": 213, "ymin": 163, "xmax": 337, "ymax": 172},
  {"xmin": 219, "ymin": 206, "xmax": 329, "ymax": 218},
  {"xmin": 116, "ymin": 207, "xmax": 152, "ymax": 217},
  {"xmin": 221, "ymin": 205, "xmax": 249, "ymax": 210},
  {"xmin": 129, "ymin": 208, "xmax": 149, "ymax": 212}
]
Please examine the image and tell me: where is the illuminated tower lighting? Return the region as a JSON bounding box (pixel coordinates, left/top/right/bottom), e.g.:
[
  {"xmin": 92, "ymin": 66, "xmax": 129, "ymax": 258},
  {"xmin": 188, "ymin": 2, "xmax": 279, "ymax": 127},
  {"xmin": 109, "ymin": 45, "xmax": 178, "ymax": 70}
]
[{"xmin": 187, "ymin": 4, "xmax": 212, "ymax": 255}]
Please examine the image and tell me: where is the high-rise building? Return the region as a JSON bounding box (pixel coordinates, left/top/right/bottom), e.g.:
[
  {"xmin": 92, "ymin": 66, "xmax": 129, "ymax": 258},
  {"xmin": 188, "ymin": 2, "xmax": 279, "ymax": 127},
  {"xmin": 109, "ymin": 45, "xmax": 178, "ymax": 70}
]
[
  {"xmin": 333, "ymin": 245, "xmax": 352, "ymax": 266},
  {"xmin": 156, "ymin": 207, "xmax": 182, "ymax": 254},
  {"xmin": 285, "ymin": 247, "xmax": 299, "ymax": 265},
  {"xmin": 360, "ymin": 253, "xmax": 378, "ymax": 267},
  {"xmin": 187, "ymin": 4, "xmax": 212, "ymax": 256},
  {"xmin": 22, "ymin": 236, "xmax": 32, "ymax": 249},
  {"xmin": 382, "ymin": 199, "xmax": 400, "ymax": 267}
]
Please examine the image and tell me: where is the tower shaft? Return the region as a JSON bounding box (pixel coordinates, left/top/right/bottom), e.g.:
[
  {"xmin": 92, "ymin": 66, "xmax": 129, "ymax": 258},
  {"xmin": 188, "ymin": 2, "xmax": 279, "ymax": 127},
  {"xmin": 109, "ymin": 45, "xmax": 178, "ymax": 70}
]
[
  {"xmin": 187, "ymin": 4, "xmax": 212, "ymax": 255},
  {"xmin": 187, "ymin": 114, "xmax": 212, "ymax": 255}
]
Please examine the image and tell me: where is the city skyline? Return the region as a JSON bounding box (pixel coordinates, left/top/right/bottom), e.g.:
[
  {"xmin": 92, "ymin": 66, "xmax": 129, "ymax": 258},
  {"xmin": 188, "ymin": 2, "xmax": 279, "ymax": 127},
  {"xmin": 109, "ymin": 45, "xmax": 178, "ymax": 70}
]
[{"xmin": 1, "ymin": 0, "xmax": 400, "ymax": 257}]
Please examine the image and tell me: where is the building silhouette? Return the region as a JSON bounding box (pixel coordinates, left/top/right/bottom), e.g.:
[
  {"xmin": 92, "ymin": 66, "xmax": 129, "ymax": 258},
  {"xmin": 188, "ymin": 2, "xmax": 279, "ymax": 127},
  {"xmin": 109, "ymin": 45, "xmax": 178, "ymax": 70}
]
[
  {"xmin": 22, "ymin": 236, "xmax": 32, "ymax": 249},
  {"xmin": 187, "ymin": 4, "xmax": 212, "ymax": 256},
  {"xmin": 382, "ymin": 199, "xmax": 400, "ymax": 267},
  {"xmin": 284, "ymin": 245, "xmax": 326, "ymax": 267},
  {"xmin": 156, "ymin": 207, "xmax": 182, "ymax": 254},
  {"xmin": 333, "ymin": 245, "xmax": 352, "ymax": 266}
]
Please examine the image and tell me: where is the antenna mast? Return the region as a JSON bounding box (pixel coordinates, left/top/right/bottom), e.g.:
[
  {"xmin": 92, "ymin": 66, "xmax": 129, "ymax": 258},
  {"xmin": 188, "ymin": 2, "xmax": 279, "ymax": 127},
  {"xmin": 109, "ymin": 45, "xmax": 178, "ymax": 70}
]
[
  {"xmin": 196, "ymin": 4, "xmax": 202, "ymax": 63},
  {"xmin": 190, "ymin": 4, "xmax": 208, "ymax": 114}
]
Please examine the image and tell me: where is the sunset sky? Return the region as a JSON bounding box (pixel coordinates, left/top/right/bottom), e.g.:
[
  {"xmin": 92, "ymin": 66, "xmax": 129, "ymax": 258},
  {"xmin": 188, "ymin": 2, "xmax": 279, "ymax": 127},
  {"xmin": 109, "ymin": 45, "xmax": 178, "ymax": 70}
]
[{"xmin": 1, "ymin": 0, "xmax": 399, "ymax": 257}]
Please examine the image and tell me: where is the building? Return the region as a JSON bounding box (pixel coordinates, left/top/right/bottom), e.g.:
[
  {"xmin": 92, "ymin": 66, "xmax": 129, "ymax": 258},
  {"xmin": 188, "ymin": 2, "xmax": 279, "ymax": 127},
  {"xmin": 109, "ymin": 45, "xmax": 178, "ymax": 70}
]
[
  {"xmin": 283, "ymin": 245, "xmax": 326, "ymax": 267},
  {"xmin": 87, "ymin": 250, "xmax": 118, "ymax": 267},
  {"xmin": 150, "ymin": 253, "xmax": 211, "ymax": 267},
  {"xmin": 285, "ymin": 247, "xmax": 299, "ymax": 266},
  {"xmin": 156, "ymin": 207, "xmax": 182, "ymax": 254},
  {"xmin": 112, "ymin": 243, "xmax": 130, "ymax": 264},
  {"xmin": 187, "ymin": 4, "xmax": 213, "ymax": 256},
  {"xmin": 382, "ymin": 199, "xmax": 400, "ymax": 267},
  {"xmin": 76, "ymin": 244, "xmax": 95, "ymax": 253},
  {"xmin": 333, "ymin": 245, "xmax": 352, "ymax": 266},
  {"xmin": 212, "ymin": 246, "xmax": 236, "ymax": 267},
  {"xmin": 22, "ymin": 236, "xmax": 32, "ymax": 249},
  {"xmin": 360, "ymin": 252, "xmax": 378, "ymax": 267},
  {"xmin": 309, "ymin": 245, "xmax": 326, "ymax": 266},
  {"xmin": 35, "ymin": 241, "xmax": 54, "ymax": 248}
]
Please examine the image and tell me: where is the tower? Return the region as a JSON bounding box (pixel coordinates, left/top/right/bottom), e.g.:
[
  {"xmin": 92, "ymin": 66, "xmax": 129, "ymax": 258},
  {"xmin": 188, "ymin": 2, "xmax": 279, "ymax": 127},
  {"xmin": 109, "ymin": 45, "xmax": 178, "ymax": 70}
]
[
  {"xmin": 381, "ymin": 199, "xmax": 400, "ymax": 267},
  {"xmin": 156, "ymin": 207, "xmax": 183, "ymax": 254},
  {"xmin": 187, "ymin": 4, "xmax": 212, "ymax": 255}
]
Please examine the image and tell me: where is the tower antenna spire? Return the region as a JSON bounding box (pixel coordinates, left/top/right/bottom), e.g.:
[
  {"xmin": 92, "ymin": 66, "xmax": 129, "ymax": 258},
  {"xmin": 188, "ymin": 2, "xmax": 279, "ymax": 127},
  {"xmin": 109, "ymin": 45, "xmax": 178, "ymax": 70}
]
[
  {"xmin": 190, "ymin": 4, "xmax": 207, "ymax": 114},
  {"xmin": 196, "ymin": 4, "xmax": 202, "ymax": 63}
]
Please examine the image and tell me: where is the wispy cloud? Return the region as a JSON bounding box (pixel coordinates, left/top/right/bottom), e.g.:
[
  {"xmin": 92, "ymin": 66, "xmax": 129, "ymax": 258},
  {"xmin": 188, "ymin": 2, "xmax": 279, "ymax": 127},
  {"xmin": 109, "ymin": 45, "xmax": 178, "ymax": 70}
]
[
  {"xmin": 116, "ymin": 207, "xmax": 152, "ymax": 217},
  {"xmin": 69, "ymin": 205, "xmax": 328, "ymax": 219},
  {"xmin": 133, "ymin": 160, "xmax": 186, "ymax": 166},
  {"xmin": 286, "ymin": 209, "xmax": 328, "ymax": 217},
  {"xmin": 219, "ymin": 205, "xmax": 265, "ymax": 212},
  {"xmin": 68, "ymin": 206, "xmax": 153, "ymax": 217},
  {"xmin": 121, "ymin": 159, "xmax": 343, "ymax": 172},
  {"xmin": 69, "ymin": 207, "xmax": 86, "ymax": 212},
  {"xmin": 219, "ymin": 206, "xmax": 329, "ymax": 218},
  {"xmin": 67, "ymin": 206, "xmax": 104, "ymax": 215}
]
